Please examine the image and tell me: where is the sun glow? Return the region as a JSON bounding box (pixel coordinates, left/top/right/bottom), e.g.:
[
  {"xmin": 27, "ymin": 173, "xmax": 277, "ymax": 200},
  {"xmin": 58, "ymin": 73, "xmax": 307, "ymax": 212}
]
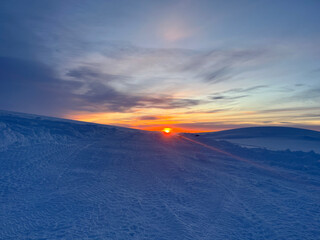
[{"xmin": 162, "ymin": 127, "xmax": 172, "ymax": 134}]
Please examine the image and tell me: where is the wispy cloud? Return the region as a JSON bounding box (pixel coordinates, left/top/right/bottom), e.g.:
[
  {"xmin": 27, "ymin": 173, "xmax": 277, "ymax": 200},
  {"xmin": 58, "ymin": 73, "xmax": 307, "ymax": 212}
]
[
  {"xmin": 258, "ymin": 106, "xmax": 320, "ymax": 113},
  {"xmin": 210, "ymin": 85, "xmax": 268, "ymax": 102},
  {"xmin": 211, "ymin": 95, "xmax": 248, "ymax": 101},
  {"xmin": 185, "ymin": 108, "xmax": 230, "ymax": 114},
  {"xmin": 0, "ymin": 56, "xmax": 204, "ymax": 115},
  {"xmin": 0, "ymin": 57, "xmax": 80, "ymax": 116},
  {"xmin": 224, "ymin": 85, "xmax": 269, "ymax": 94},
  {"xmin": 136, "ymin": 115, "xmax": 161, "ymax": 121}
]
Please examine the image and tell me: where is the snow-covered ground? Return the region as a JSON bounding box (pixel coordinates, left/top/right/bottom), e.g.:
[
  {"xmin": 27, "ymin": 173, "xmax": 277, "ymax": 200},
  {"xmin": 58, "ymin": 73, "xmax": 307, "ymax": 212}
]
[{"xmin": 1, "ymin": 111, "xmax": 320, "ymax": 239}]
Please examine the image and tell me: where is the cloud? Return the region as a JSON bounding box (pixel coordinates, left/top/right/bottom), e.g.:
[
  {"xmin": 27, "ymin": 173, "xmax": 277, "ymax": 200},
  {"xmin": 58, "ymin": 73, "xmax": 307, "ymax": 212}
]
[
  {"xmin": 296, "ymin": 87, "xmax": 320, "ymax": 100},
  {"xmin": 0, "ymin": 41, "xmax": 273, "ymax": 117},
  {"xmin": 210, "ymin": 85, "xmax": 268, "ymax": 102},
  {"xmin": 66, "ymin": 66, "xmax": 130, "ymax": 83},
  {"xmin": 0, "ymin": 57, "xmax": 203, "ymax": 116},
  {"xmin": 137, "ymin": 115, "xmax": 161, "ymax": 120},
  {"xmin": 185, "ymin": 108, "xmax": 229, "ymax": 114},
  {"xmin": 211, "ymin": 95, "xmax": 248, "ymax": 101},
  {"xmin": 1, "ymin": 0, "xmax": 319, "ymax": 133},
  {"xmin": 0, "ymin": 57, "xmax": 80, "ymax": 116},
  {"xmin": 258, "ymin": 106, "xmax": 320, "ymax": 113},
  {"xmin": 224, "ymin": 85, "xmax": 268, "ymax": 94},
  {"xmin": 74, "ymin": 80, "xmax": 202, "ymax": 112},
  {"xmin": 176, "ymin": 49, "xmax": 268, "ymax": 83},
  {"xmin": 301, "ymin": 114, "xmax": 320, "ymax": 118},
  {"xmin": 175, "ymin": 122, "xmax": 256, "ymax": 130},
  {"xmin": 59, "ymin": 44, "xmax": 271, "ymax": 98},
  {"xmin": 136, "ymin": 115, "xmax": 174, "ymax": 121},
  {"xmin": 0, "ymin": 1, "xmax": 274, "ymax": 117},
  {"xmin": 264, "ymin": 85, "xmax": 320, "ymax": 110},
  {"xmin": 200, "ymin": 67, "xmax": 230, "ymax": 83}
]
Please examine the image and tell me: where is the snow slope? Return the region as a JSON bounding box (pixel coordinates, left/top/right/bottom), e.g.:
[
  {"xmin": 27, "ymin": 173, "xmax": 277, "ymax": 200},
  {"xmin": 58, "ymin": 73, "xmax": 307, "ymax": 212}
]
[
  {"xmin": 1, "ymin": 111, "xmax": 320, "ymax": 239},
  {"xmin": 196, "ymin": 126, "xmax": 320, "ymax": 153}
]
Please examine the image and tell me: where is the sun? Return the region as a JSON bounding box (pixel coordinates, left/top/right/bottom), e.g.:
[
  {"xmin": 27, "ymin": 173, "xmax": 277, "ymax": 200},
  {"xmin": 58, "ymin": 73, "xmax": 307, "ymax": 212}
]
[{"xmin": 162, "ymin": 128, "xmax": 172, "ymax": 134}]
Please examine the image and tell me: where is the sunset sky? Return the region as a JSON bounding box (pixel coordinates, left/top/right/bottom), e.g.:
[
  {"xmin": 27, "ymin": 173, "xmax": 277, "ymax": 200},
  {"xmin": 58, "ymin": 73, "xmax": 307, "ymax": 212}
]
[{"xmin": 1, "ymin": 0, "xmax": 320, "ymax": 132}]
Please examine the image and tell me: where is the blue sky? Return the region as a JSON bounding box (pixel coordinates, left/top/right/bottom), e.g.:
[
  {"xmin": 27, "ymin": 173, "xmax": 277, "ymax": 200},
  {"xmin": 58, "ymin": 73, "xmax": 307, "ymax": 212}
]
[{"xmin": 1, "ymin": 0, "xmax": 320, "ymax": 131}]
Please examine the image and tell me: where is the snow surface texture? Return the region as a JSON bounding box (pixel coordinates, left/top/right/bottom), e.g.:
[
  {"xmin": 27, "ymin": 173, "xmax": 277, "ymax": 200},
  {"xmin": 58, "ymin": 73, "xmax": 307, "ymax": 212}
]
[{"xmin": 1, "ymin": 111, "xmax": 320, "ymax": 239}]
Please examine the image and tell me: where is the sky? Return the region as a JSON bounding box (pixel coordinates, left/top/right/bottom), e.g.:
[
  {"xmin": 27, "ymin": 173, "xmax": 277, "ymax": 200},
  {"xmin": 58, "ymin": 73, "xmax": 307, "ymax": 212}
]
[{"xmin": 0, "ymin": 0, "xmax": 320, "ymax": 132}]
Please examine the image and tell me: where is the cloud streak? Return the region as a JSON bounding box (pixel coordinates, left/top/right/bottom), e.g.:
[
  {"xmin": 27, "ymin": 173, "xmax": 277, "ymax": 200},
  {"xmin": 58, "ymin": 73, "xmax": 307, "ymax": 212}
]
[
  {"xmin": 0, "ymin": 56, "xmax": 204, "ymax": 116},
  {"xmin": 210, "ymin": 85, "xmax": 268, "ymax": 102}
]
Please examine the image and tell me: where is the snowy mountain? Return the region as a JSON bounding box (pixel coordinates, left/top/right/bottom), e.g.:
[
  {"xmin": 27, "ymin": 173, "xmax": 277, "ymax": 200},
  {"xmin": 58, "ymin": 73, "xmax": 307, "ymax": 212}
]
[{"xmin": 1, "ymin": 110, "xmax": 320, "ymax": 239}]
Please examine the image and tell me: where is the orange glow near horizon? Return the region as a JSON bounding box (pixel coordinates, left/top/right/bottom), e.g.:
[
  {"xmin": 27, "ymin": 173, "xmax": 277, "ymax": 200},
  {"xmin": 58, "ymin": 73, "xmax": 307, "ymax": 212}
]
[
  {"xmin": 64, "ymin": 111, "xmax": 225, "ymax": 133},
  {"xmin": 63, "ymin": 110, "xmax": 320, "ymax": 133},
  {"xmin": 65, "ymin": 109, "xmax": 286, "ymax": 133},
  {"xmin": 64, "ymin": 112, "xmax": 214, "ymax": 133},
  {"xmin": 162, "ymin": 127, "xmax": 172, "ymax": 134},
  {"xmin": 140, "ymin": 125, "xmax": 210, "ymax": 133}
]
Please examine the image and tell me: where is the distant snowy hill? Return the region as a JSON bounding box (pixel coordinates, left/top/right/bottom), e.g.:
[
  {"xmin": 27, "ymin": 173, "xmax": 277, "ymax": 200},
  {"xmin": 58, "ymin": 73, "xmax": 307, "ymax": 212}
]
[
  {"xmin": 1, "ymin": 111, "xmax": 320, "ymax": 239},
  {"xmin": 199, "ymin": 126, "xmax": 320, "ymax": 140},
  {"xmin": 195, "ymin": 126, "xmax": 320, "ymax": 153}
]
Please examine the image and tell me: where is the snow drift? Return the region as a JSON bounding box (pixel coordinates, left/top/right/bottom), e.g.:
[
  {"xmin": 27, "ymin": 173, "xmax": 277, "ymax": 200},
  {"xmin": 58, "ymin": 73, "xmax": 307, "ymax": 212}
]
[{"xmin": 0, "ymin": 111, "xmax": 320, "ymax": 239}]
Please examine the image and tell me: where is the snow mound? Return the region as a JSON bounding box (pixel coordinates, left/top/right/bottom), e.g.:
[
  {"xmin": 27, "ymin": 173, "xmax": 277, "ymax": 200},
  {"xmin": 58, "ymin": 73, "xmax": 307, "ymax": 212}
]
[
  {"xmin": 199, "ymin": 126, "xmax": 320, "ymax": 140},
  {"xmin": 195, "ymin": 127, "xmax": 320, "ymax": 153},
  {"xmin": 1, "ymin": 111, "xmax": 320, "ymax": 239}
]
